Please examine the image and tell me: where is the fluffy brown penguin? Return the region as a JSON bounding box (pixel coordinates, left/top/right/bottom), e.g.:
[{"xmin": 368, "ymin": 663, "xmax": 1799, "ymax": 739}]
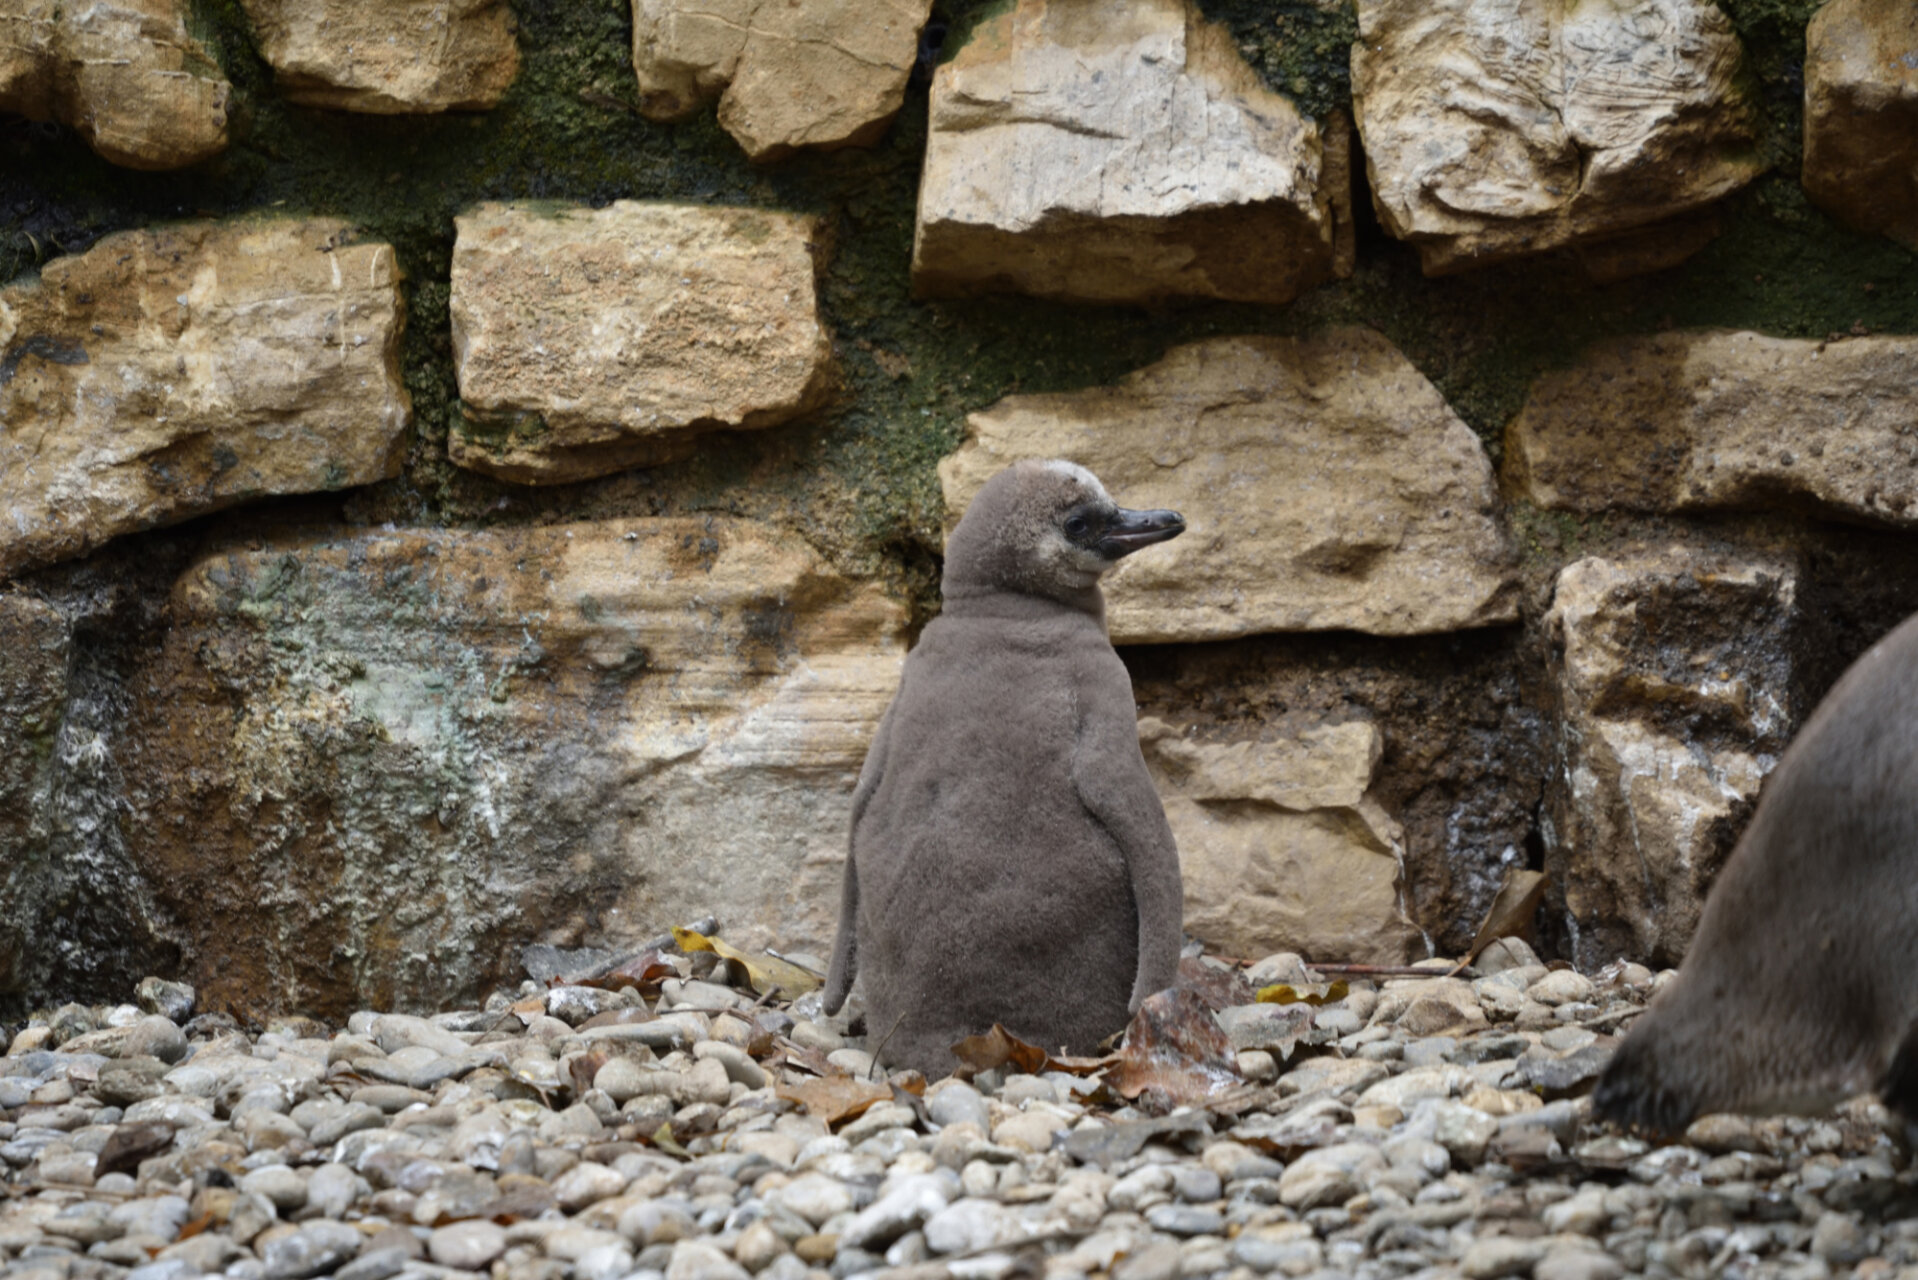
[
  {"xmin": 823, "ymin": 459, "xmax": 1186, "ymax": 1077},
  {"xmin": 1594, "ymin": 611, "xmax": 1918, "ymax": 1132}
]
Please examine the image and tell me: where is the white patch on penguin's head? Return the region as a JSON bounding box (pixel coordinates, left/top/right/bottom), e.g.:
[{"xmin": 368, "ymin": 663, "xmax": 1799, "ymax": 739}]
[
  {"xmin": 943, "ymin": 458, "xmax": 1186, "ymax": 609},
  {"xmin": 1040, "ymin": 459, "xmax": 1112, "ymax": 504}
]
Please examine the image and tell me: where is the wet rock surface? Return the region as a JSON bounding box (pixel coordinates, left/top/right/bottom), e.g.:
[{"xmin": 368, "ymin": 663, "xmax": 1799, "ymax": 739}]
[
  {"xmin": 940, "ymin": 330, "xmax": 1518, "ymax": 643},
  {"xmin": 912, "ymin": 0, "xmax": 1352, "ymax": 305},
  {"xmin": 448, "ymin": 201, "xmax": 833, "ymax": 485},
  {"xmin": 1350, "ymin": 0, "xmax": 1764, "ymax": 277},
  {"xmin": 238, "ymin": 0, "xmax": 521, "ymax": 114},
  {"xmin": 1506, "ymin": 329, "xmax": 1918, "ymax": 526},
  {"xmin": 1542, "ymin": 548, "xmax": 1797, "ymax": 970},
  {"xmin": 0, "ymin": 219, "xmax": 411, "ymax": 581},
  {"xmin": 113, "ymin": 518, "xmax": 905, "ymax": 1021},
  {"xmin": 6, "ymin": 946, "xmax": 1914, "ymax": 1280},
  {"xmin": 1125, "ymin": 629, "xmax": 1545, "ymax": 962},
  {"xmin": 0, "ymin": 0, "xmax": 229, "ymax": 168},
  {"xmin": 0, "ymin": 594, "xmax": 69, "ymax": 1001},
  {"xmin": 110, "ymin": 514, "xmax": 897, "ymax": 1028},
  {"xmin": 630, "ymin": 0, "xmax": 932, "ymax": 162}
]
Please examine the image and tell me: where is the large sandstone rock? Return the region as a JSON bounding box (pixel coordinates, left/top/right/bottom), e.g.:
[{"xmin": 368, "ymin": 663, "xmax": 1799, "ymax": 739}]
[
  {"xmin": 1141, "ymin": 718, "xmax": 1420, "ymax": 965},
  {"xmin": 1544, "ymin": 548, "xmax": 1795, "ymax": 969},
  {"xmin": 1507, "ymin": 330, "xmax": 1918, "ymax": 526},
  {"xmin": 449, "ymin": 202, "xmax": 834, "ymax": 485},
  {"xmin": 1803, "ymin": 0, "xmax": 1918, "ymax": 250},
  {"xmin": 239, "ymin": 0, "xmax": 520, "ymax": 113},
  {"xmin": 0, "ymin": 0, "xmax": 229, "ymax": 168},
  {"xmin": 632, "ymin": 0, "xmax": 932, "ymax": 161},
  {"xmin": 1350, "ymin": 0, "xmax": 1764, "ymax": 276},
  {"xmin": 940, "ymin": 330, "xmax": 1518, "ymax": 643},
  {"xmin": 0, "ymin": 219, "xmax": 411, "ymax": 581},
  {"xmin": 117, "ymin": 519, "xmax": 906, "ymax": 1019},
  {"xmin": 911, "ymin": 0, "xmax": 1353, "ymax": 305}
]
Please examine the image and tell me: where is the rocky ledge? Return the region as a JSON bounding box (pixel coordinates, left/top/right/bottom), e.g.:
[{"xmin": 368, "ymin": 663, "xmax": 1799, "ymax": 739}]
[{"xmin": 2, "ymin": 936, "xmax": 1912, "ymax": 1280}]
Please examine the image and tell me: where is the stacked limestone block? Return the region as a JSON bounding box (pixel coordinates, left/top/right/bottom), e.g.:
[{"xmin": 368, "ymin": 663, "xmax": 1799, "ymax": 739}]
[{"xmin": 0, "ymin": 0, "xmax": 1915, "ymax": 1018}]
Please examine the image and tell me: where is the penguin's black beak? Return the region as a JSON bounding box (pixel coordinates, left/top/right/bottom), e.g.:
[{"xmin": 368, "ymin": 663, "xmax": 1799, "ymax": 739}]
[{"xmin": 1098, "ymin": 507, "xmax": 1186, "ymax": 559}]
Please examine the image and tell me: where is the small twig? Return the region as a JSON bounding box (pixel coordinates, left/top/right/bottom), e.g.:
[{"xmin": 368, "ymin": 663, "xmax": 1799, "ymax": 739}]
[
  {"xmin": 868, "ymin": 1011, "xmax": 909, "ymax": 1082},
  {"xmin": 1303, "ymin": 963, "xmax": 1464, "ymax": 977},
  {"xmin": 766, "ymin": 949, "xmax": 826, "ymax": 978},
  {"xmin": 1579, "ymin": 1006, "xmax": 1644, "ymax": 1032}
]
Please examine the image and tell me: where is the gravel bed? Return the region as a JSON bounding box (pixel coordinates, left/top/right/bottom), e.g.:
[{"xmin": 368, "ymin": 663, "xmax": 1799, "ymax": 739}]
[{"xmin": 2, "ymin": 942, "xmax": 1913, "ymax": 1280}]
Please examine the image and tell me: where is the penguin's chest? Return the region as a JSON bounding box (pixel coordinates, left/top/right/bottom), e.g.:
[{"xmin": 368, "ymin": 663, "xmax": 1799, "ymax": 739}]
[{"xmin": 875, "ymin": 659, "xmax": 1123, "ymax": 889}]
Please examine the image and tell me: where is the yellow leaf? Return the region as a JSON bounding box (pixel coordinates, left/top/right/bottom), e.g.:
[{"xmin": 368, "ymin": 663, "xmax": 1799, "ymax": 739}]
[
  {"xmin": 672, "ymin": 926, "xmax": 821, "ymax": 999},
  {"xmin": 1256, "ymin": 980, "xmax": 1349, "ymax": 1006}
]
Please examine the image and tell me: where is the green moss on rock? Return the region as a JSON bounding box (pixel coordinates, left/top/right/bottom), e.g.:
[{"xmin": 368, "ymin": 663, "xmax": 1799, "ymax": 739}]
[{"xmin": 0, "ymin": 0, "xmax": 1912, "ymax": 631}]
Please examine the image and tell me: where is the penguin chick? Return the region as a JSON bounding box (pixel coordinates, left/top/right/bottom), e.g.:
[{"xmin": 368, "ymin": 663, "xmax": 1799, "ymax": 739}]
[
  {"xmin": 823, "ymin": 459, "xmax": 1186, "ymax": 1077},
  {"xmin": 1593, "ymin": 610, "xmax": 1918, "ymax": 1133}
]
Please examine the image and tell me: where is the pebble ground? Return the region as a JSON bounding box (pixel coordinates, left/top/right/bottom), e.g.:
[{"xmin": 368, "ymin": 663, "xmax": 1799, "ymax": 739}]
[{"xmin": 2, "ymin": 940, "xmax": 1913, "ymax": 1280}]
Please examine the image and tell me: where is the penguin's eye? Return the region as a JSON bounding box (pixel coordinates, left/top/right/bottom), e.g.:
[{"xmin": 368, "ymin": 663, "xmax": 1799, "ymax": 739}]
[{"xmin": 1064, "ymin": 515, "xmax": 1090, "ymax": 538}]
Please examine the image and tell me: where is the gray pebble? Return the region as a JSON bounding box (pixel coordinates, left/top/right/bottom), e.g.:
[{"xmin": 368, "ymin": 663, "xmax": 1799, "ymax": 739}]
[
  {"xmin": 1170, "ymin": 1165, "xmax": 1222, "ymax": 1203},
  {"xmin": 1144, "ymin": 1204, "xmax": 1224, "ymax": 1236},
  {"xmin": 135, "ymin": 978, "xmax": 196, "ymax": 1024},
  {"xmin": 260, "ymin": 1221, "xmax": 363, "ymax": 1280},
  {"xmin": 335, "ymin": 1248, "xmax": 410, "ymax": 1280},
  {"xmin": 925, "ymin": 1081, "xmax": 990, "ymax": 1132},
  {"xmin": 428, "ymin": 1221, "xmax": 507, "ymax": 1270},
  {"xmin": 126, "ymin": 1260, "xmax": 199, "ymax": 1280},
  {"xmin": 665, "ymin": 1241, "xmax": 750, "ymax": 1280},
  {"xmin": 1110, "ymin": 1240, "xmax": 1181, "ymax": 1280},
  {"xmin": 240, "ymin": 1165, "xmax": 308, "ymax": 1213}
]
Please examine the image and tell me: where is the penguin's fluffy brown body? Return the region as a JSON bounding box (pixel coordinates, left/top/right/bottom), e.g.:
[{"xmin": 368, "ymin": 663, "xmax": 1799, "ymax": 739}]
[
  {"xmin": 1594, "ymin": 611, "xmax": 1918, "ymax": 1132},
  {"xmin": 823, "ymin": 460, "xmax": 1186, "ymax": 1077}
]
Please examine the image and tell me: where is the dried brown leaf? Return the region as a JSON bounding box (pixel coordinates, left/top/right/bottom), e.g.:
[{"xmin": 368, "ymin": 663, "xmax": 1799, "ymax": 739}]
[
  {"xmin": 774, "ymin": 1076, "xmax": 892, "ymax": 1126},
  {"xmin": 1176, "ymin": 956, "xmax": 1258, "ymax": 1011},
  {"xmin": 950, "ymin": 1024, "xmax": 1114, "ymax": 1078},
  {"xmin": 1104, "ymin": 987, "xmax": 1244, "ymax": 1114},
  {"xmin": 772, "ymin": 1038, "xmax": 845, "ymax": 1079},
  {"xmin": 567, "ymin": 1050, "xmax": 609, "ymax": 1097},
  {"xmin": 1467, "ymin": 868, "xmax": 1549, "ymax": 960},
  {"xmin": 951, "ymin": 1024, "xmax": 1050, "ymax": 1077},
  {"xmin": 574, "ymin": 948, "xmax": 677, "ymax": 994}
]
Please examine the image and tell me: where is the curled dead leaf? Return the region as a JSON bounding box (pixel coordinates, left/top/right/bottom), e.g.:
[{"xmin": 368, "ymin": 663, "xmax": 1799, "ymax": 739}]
[
  {"xmin": 770, "ymin": 1038, "xmax": 845, "ymax": 1079},
  {"xmin": 573, "ymin": 947, "xmax": 677, "ymax": 994},
  {"xmin": 1175, "ymin": 955, "xmax": 1258, "ymax": 1011},
  {"xmin": 673, "ymin": 927, "xmax": 821, "ymax": 999},
  {"xmin": 951, "ymin": 1024, "xmax": 1113, "ymax": 1079},
  {"xmin": 649, "ymin": 1122, "xmax": 692, "ymax": 1159},
  {"xmin": 774, "ymin": 1075, "xmax": 893, "ymax": 1127},
  {"xmin": 1104, "ymin": 987, "xmax": 1244, "ymax": 1115},
  {"xmin": 567, "ymin": 1049, "xmax": 610, "ymax": 1097},
  {"xmin": 1467, "ymin": 868, "xmax": 1549, "ymax": 962}
]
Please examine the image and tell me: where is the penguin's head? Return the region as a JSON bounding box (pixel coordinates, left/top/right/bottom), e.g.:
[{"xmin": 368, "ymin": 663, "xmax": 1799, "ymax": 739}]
[{"xmin": 944, "ymin": 459, "xmax": 1185, "ymax": 607}]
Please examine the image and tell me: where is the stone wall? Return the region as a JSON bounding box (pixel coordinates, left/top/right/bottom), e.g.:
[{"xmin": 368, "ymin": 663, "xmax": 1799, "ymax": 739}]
[{"xmin": 2, "ymin": 0, "xmax": 1915, "ymax": 1017}]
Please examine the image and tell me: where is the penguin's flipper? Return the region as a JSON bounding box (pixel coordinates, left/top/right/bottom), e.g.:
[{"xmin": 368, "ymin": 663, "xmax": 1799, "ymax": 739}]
[
  {"xmin": 825, "ymin": 701, "xmax": 896, "ymax": 1014},
  {"xmin": 1070, "ymin": 653, "xmax": 1184, "ymax": 1013},
  {"xmin": 823, "ymin": 854, "xmax": 859, "ymax": 1015}
]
